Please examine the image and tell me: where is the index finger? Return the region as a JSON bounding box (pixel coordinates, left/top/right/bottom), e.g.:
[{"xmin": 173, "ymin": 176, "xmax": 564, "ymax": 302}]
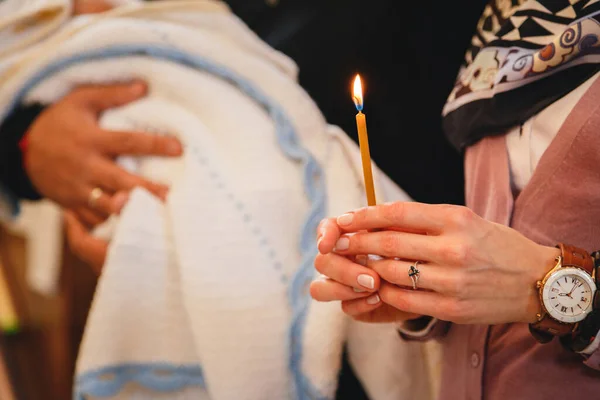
[
  {"xmin": 97, "ymin": 130, "xmax": 183, "ymax": 157},
  {"xmin": 335, "ymin": 202, "xmax": 451, "ymax": 234}
]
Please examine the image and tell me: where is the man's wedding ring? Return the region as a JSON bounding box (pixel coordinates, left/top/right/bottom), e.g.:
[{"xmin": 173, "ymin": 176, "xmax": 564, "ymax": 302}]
[{"xmin": 88, "ymin": 187, "xmax": 103, "ymax": 208}]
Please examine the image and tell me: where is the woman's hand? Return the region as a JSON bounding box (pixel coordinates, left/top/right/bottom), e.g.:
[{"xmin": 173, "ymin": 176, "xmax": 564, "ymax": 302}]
[
  {"xmin": 24, "ymin": 81, "xmax": 182, "ymax": 218},
  {"xmin": 311, "ymin": 202, "xmax": 560, "ymax": 325},
  {"xmin": 310, "ymin": 218, "xmax": 421, "ymax": 324}
]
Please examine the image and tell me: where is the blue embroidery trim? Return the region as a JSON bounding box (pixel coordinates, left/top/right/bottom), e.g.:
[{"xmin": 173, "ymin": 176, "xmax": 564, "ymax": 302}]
[
  {"xmin": 74, "ymin": 363, "xmax": 204, "ymax": 400},
  {"xmin": 4, "ymin": 44, "xmax": 330, "ymax": 400}
]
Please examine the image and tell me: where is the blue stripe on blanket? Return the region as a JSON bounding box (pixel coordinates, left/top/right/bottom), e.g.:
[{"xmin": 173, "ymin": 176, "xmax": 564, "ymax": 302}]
[{"xmin": 5, "ymin": 45, "xmax": 329, "ymax": 400}]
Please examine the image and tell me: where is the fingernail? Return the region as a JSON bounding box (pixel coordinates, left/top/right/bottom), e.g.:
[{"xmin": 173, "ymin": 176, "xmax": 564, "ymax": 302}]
[
  {"xmin": 366, "ymin": 294, "xmax": 380, "ymax": 305},
  {"xmin": 357, "ymin": 274, "xmax": 374, "ymax": 290},
  {"xmin": 337, "ymin": 213, "xmax": 354, "ymax": 226},
  {"xmin": 167, "ymin": 138, "xmax": 182, "ymax": 155},
  {"xmin": 353, "ymin": 287, "xmax": 366, "ymax": 293},
  {"xmin": 334, "ymin": 237, "xmax": 349, "ymax": 251},
  {"xmin": 317, "ymin": 237, "xmax": 323, "ymax": 250}
]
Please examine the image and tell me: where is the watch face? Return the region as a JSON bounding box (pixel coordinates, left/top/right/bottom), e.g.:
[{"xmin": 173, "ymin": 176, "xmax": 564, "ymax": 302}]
[{"xmin": 542, "ymin": 267, "xmax": 597, "ymax": 323}]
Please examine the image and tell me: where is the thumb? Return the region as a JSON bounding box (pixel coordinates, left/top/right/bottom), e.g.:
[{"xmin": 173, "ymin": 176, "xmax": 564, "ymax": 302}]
[{"xmin": 79, "ymin": 80, "xmax": 148, "ymax": 112}]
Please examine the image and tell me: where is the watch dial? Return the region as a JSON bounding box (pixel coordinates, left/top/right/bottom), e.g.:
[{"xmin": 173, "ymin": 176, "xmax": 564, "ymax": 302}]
[{"xmin": 547, "ymin": 274, "xmax": 593, "ymax": 319}]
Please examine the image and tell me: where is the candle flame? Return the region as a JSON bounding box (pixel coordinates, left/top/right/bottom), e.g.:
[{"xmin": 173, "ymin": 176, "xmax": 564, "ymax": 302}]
[{"xmin": 352, "ymin": 74, "xmax": 364, "ymax": 112}]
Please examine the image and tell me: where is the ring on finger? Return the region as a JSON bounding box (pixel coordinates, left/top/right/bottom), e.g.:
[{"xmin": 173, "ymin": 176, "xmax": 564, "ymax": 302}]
[
  {"xmin": 88, "ymin": 187, "xmax": 103, "ymax": 208},
  {"xmin": 408, "ymin": 261, "xmax": 421, "ymax": 290}
]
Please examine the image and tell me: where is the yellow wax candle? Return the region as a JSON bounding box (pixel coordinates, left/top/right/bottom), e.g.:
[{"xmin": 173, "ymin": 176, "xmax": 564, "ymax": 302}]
[{"xmin": 352, "ymin": 74, "xmax": 377, "ymax": 206}]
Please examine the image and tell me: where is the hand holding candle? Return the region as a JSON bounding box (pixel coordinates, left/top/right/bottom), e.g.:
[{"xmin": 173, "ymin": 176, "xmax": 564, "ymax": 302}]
[{"xmin": 352, "ymin": 74, "xmax": 377, "ymax": 206}]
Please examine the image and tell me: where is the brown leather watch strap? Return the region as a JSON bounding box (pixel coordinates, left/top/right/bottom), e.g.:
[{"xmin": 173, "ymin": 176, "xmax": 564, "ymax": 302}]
[
  {"xmin": 559, "ymin": 243, "xmax": 594, "ymax": 274},
  {"xmin": 530, "ymin": 244, "xmax": 594, "ymax": 342}
]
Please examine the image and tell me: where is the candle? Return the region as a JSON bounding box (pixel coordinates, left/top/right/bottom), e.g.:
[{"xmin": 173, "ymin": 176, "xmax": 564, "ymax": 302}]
[{"xmin": 352, "ymin": 74, "xmax": 377, "ymax": 206}]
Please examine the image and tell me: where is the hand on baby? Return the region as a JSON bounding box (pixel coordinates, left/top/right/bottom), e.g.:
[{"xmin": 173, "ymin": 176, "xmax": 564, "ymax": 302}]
[
  {"xmin": 311, "ymin": 202, "xmax": 559, "ymax": 325},
  {"xmin": 25, "ymin": 81, "xmax": 183, "ymax": 272}
]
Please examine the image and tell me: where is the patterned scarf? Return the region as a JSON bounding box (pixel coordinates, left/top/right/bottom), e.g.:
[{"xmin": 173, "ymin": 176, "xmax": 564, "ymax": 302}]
[{"xmin": 442, "ymin": 0, "xmax": 600, "ymax": 150}]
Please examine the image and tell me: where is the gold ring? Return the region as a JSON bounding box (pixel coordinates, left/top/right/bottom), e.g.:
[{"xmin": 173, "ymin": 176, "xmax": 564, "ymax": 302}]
[{"xmin": 88, "ymin": 187, "xmax": 103, "ymax": 208}]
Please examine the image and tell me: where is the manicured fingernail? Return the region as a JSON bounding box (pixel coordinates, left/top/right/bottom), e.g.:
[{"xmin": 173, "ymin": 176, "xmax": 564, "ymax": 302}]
[
  {"xmin": 334, "ymin": 237, "xmax": 349, "ymax": 251},
  {"xmin": 167, "ymin": 138, "xmax": 182, "ymax": 155},
  {"xmin": 353, "ymin": 287, "xmax": 366, "ymax": 293},
  {"xmin": 366, "ymin": 294, "xmax": 380, "ymax": 305},
  {"xmin": 337, "ymin": 213, "xmax": 354, "ymax": 226},
  {"xmin": 357, "ymin": 274, "xmax": 374, "ymax": 289}
]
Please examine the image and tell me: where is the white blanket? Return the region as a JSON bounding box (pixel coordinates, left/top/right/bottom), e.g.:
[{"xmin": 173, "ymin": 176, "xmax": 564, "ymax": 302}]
[{"xmin": 0, "ymin": 1, "xmax": 435, "ymax": 399}]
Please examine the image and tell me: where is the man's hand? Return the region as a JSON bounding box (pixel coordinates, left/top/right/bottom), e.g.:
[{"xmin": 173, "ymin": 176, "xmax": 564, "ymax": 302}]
[{"xmin": 24, "ymin": 81, "xmax": 182, "ymax": 218}]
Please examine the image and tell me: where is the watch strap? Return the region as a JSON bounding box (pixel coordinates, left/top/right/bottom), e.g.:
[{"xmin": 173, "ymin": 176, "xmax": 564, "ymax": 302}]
[{"xmin": 559, "ymin": 243, "xmax": 594, "ymax": 275}]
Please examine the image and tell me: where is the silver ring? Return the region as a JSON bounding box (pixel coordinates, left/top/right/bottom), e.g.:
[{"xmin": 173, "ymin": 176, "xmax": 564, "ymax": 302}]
[
  {"xmin": 408, "ymin": 261, "xmax": 421, "ymax": 290},
  {"xmin": 88, "ymin": 187, "xmax": 103, "ymax": 208}
]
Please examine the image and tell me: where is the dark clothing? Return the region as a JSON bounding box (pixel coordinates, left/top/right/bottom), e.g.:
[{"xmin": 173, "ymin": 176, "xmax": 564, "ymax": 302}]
[{"xmin": 0, "ymin": 104, "xmax": 43, "ymax": 200}]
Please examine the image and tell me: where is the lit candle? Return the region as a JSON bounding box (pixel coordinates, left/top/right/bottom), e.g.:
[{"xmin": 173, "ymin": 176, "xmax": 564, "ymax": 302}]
[{"xmin": 352, "ymin": 74, "xmax": 376, "ymax": 206}]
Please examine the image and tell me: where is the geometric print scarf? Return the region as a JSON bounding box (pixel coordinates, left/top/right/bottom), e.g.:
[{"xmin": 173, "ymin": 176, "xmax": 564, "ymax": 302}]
[{"xmin": 442, "ymin": 0, "xmax": 600, "ymax": 150}]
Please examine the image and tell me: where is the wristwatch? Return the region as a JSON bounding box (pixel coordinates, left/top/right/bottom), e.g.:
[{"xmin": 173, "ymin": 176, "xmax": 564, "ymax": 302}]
[{"xmin": 529, "ymin": 243, "xmax": 597, "ymax": 343}]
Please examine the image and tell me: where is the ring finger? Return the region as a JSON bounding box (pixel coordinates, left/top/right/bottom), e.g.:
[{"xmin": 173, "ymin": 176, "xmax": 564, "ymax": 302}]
[
  {"xmin": 93, "ymin": 158, "xmax": 169, "ymax": 200},
  {"xmin": 82, "ymin": 185, "xmax": 115, "ymax": 216},
  {"xmin": 367, "ymin": 258, "xmax": 456, "ymax": 294}
]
